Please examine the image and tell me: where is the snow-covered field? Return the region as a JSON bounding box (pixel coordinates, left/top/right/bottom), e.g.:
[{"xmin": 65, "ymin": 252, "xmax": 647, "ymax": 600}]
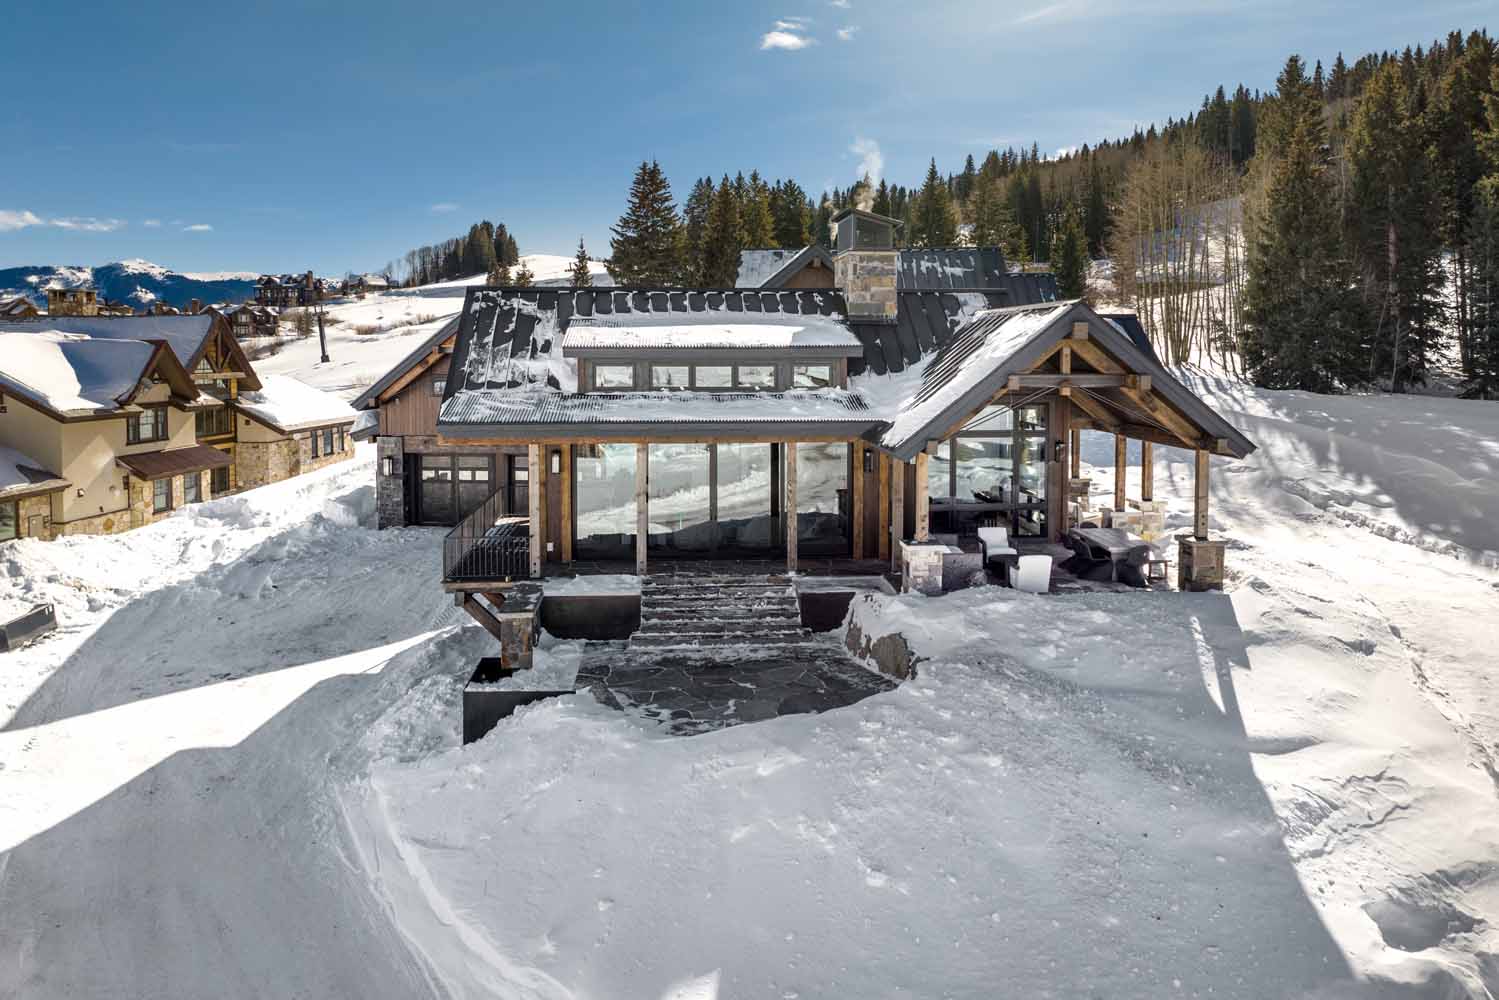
[
  {"xmin": 251, "ymin": 254, "xmax": 612, "ymax": 401},
  {"xmin": 2, "ymin": 376, "xmax": 1498, "ymax": 997}
]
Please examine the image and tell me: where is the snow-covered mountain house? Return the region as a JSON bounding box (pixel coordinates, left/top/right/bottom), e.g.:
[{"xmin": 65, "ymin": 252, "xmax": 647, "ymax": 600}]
[
  {"xmin": 0, "ymin": 296, "xmax": 40, "ymax": 320},
  {"xmin": 422, "ymin": 209, "xmax": 1255, "ymax": 603},
  {"xmin": 254, "ymin": 272, "xmax": 327, "ymax": 308},
  {"xmin": 0, "ymin": 315, "xmax": 355, "ymax": 538},
  {"xmin": 0, "ymin": 445, "xmax": 69, "ymax": 542},
  {"xmin": 44, "ymin": 285, "xmax": 99, "ymax": 317}
]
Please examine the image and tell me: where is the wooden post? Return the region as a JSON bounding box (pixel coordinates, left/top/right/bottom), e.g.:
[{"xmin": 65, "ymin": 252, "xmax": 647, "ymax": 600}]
[
  {"xmin": 1141, "ymin": 441, "xmax": 1154, "ymax": 503},
  {"xmin": 1069, "ymin": 427, "xmax": 1080, "ymax": 479},
  {"xmin": 707, "ymin": 444, "xmax": 718, "ymax": 524},
  {"xmin": 1193, "ymin": 448, "xmax": 1209, "ymax": 540},
  {"xmin": 527, "ymin": 443, "xmax": 542, "ymax": 579},
  {"xmin": 850, "ymin": 441, "xmax": 865, "ymax": 559},
  {"xmin": 559, "ymin": 443, "xmax": 573, "ymax": 563},
  {"xmin": 877, "ymin": 452, "xmax": 892, "ymax": 563},
  {"xmin": 635, "ymin": 444, "xmax": 648, "ymax": 575},
  {"xmin": 1053, "ymin": 397, "xmax": 1071, "ymax": 539},
  {"xmin": 785, "ymin": 442, "xmax": 798, "ymax": 573},
  {"xmin": 1113, "ymin": 433, "xmax": 1127, "ymax": 512},
  {"xmin": 913, "ymin": 450, "xmax": 930, "ymax": 542},
  {"xmin": 889, "ymin": 459, "xmax": 904, "ymax": 571}
]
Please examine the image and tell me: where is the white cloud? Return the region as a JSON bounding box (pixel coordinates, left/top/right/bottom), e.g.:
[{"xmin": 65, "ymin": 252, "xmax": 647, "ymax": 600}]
[
  {"xmin": 430, "ymin": 202, "xmax": 459, "ymax": 214},
  {"xmin": 836, "ymin": 25, "xmax": 858, "ymax": 40},
  {"xmin": 1016, "ymin": 2, "xmax": 1069, "ymax": 24},
  {"xmin": 773, "ymin": 18, "xmax": 808, "ymax": 30},
  {"xmin": 761, "ymin": 29, "xmax": 813, "ymax": 50},
  {"xmin": 829, "ymin": 0, "xmax": 850, "ymax": 7},
  {"xmin": 850, "ymin": 137, "xmax": 883, "ymax": 185},
  {"xmin": 183, "ymin": 223, "xmax": 214, "ymax": 232},
  {"xmin": 1054, "ymin": 145, "xmax": 1079, "ymax": 160},
  {"xmin": 143, "ymin": 219, "xmax": 162, "ymax": 228},
  {"xmin": 0, "ymin": 209, "xmax": 44, "ymax": 232}
]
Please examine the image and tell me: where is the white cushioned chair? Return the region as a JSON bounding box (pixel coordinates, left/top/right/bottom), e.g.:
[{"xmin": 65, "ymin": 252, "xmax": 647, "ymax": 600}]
[{"xmin": 1008, "ymin": 553, "xmax": 1053, "ymax": 594}]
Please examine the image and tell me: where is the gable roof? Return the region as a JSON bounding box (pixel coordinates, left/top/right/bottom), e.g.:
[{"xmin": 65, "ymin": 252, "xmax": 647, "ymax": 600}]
[
  {"xmin": 233, "ymin": 375, "xmax": 357, "ymax": 434},
  {"xmin": 0, "ymin": 315, "xmax": 216, "ymax": 371},
  {"xmin": 865, "ymin": 301, "xmax": 1256, "ymax": 461},
  {"xmin": 0, "ymin": 330, "xmax": 197, "ymax": 418},
  {"xmin": 735, "ymin": 245, "xmax": 836, "ymax": 289}
]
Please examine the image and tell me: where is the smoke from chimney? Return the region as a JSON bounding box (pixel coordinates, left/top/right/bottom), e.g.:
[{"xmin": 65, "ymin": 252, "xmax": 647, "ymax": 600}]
[{"xmin": 850, "ymin": 137, "xmax": 883, "ymax": 212}]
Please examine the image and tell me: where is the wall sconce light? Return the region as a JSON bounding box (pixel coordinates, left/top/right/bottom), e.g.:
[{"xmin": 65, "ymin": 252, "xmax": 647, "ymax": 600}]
[
  {"xmin": 550, "ymin": 451, "xmax": 561, "ymax": 475},
  {"xmin": 76, "ymin": 488, "xmax": 86, "ymax": 498},
  {"xmin": 863, "ymin": 449, "xmax": 874, "ymax": 473},
  {"xmin": 381, "ymin": 456, "xmax": 395, "ymax": 478},
  {"xmin": 1053, "ymin": 440, "xmax": 1065, "ymax": 463}
]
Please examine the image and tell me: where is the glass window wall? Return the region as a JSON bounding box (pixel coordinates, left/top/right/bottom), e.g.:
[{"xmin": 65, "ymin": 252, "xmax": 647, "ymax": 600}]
[{"xmin": 573, "ymin": 444, "xmax": 637, "ymax": 559}]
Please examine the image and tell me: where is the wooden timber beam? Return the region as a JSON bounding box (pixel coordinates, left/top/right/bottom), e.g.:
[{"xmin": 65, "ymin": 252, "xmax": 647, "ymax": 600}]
[
  {"xmin": 1069, "ymin": 427, "xmax": 1081, "ymax": 478},
  {"xmin": 851, "ymin": 441, "xmax": 865, "ymax": 559},
  {"xmin": 875, "ymin": 452, "xmax": 887, "ymax": 563},
  {"xmin": 1070, "ymin": 321, "xmax": 1090, "ymax": 341},
  {"xmin": 1194, "ymin": 448, "xmax": 1210, "ymax": 540},
  {"xmin": 1141, "ymin": 441, "xmax": 1154, "ymax": 502},
  {"xmin": 458, "ymin": 593, "xmax": 507, "ymax": 644},
  {"xmin": 1069, "ymin": 391, "xmax": 1122, "ymax": 433},
  {"xmin": 635, "ymin": 444, "xmax": 648, "ymax": 575},
  {"xmin": 1009, "ymin": 374, "xmax": 1131, "ymax": 389},
  {"xmin": 913, "ymin": 451, "xmax": 930, "ymax": 542},
  {"xmin": 527, "ymin": 444, "xmax": 542, "ymax": 579},
  {"xmin": 887, "ymin": 457, "xmax": 902, "ymax": 569},
  {"xmin": 785, "ymin": 441, "xmax": 798, "ymax": 572},
  {"xmin": 559, "ymin": 443, "xmax": 573, "ymax": 563},
  {"xmin": 1113, "ymin": 433, "xmax": 1127, "ymax": 511}
]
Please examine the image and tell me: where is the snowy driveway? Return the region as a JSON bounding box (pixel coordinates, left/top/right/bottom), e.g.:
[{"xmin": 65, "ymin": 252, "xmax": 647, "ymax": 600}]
[{"xmin": 0, "ymin": 461, "xmax": 459, "ymax": 999}]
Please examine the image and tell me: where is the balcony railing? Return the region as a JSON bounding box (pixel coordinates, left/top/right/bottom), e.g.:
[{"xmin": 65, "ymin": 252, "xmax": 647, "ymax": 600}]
[{"xmin": 442, "ymin": 486, "xmax": 530, "ymax": 583}]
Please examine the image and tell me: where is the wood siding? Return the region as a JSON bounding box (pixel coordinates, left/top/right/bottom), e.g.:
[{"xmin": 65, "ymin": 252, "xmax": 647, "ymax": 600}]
[{"xmin": 379, "ymin": 359, "xmax": 450, "ymax": 437}]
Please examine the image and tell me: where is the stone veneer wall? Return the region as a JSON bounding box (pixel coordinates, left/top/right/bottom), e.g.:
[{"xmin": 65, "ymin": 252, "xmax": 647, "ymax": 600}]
[
  {"xmin": 376, "ymin": 435, "xmax": 405, "ymax": 528},
  {"xmin": 54, "ymin": 469, "xmax": 208, "ymax": 537},
  {"xmin": 833, "ymin": 250, "xmax": 898, "ymax": 322},
  {"xmin": 237, "ymin": 438, "xmax": 300, "ymax": 489},
  {"xmin": 15, "ymin": 494, "xmax": 57, "ymax": 540},
  {"xmin": 298, "ymin": 430, "xmax": 355, "ymax": 475}
]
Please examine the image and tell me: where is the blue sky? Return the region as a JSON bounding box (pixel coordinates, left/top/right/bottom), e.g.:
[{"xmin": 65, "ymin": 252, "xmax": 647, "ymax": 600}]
[{"xmin": 1, "ymin": 0, "xmax": 1488, "ymax": 276}]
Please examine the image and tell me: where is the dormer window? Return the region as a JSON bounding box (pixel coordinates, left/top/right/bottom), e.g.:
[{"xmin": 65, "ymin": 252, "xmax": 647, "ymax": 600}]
[
  {"xmin": 650, "ymin": 365, "xmax": 689, "ymax": 389},
  {"xmin": 694, "ymin": 366, "xmax": 732, "ymax": 389},
  {"xmin": 737, "ymin": 365, "xmax": 774, "ymax": 390},
  {"xmin": 592, "ymin": 365, "xmax": 634, "ymax": 390},
  {"xmin": 793, "ymin": 364, "xmax": 834, "ymax": 389}
]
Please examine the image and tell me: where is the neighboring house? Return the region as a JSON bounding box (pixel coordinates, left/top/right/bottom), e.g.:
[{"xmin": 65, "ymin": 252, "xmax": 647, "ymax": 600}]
[
  {"xmin": 0, "ymin": 330, "xmax": 229, "ymax": 536},
  {"xmin": 255, "ymin": 272, "xmax": 326, "ymax": 308},
  {"xmin": 0, "ymin": 445, "xmax": 69, "ymax": 541},
  {"xmin": 0, "ymin": 315, "xmax": 356, "ymax": 537},
  {"xmin": 232, "ymin": 375, "xmax": 357, "ymax": 487},
  {"xmin": 734, "ymin": 246, "xmax": 837, "ymax": 289},
  {"xmin": 351, "ymin": 316, "xmax": 524, "ymax": 528},
  {"xmin": 0, "ymin": 297, "xmax": 40, "ymax": 320},
  {"xmin": 343, "ymin": 274, "xmax": 391, "ymax": 297},
  {"xmin": 216, "ymin": 303, "xmax": 279, "ymax": 338},
  {"xmin": 44, "ymin": 286, "xmax": 99, "ymax": 317},
  {"xmin": 430, "ymin": 206, "xmax": 1254, "ymax": 595}
]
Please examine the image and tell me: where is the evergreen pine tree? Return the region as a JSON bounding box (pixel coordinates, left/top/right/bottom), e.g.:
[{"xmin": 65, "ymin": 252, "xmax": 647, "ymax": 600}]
[
  {"xmin": 910, "ymin": 159, "xmax": 959, "ymax": 248},
  {"xmin": 682, "ymin": 176, "xmax": 715, "ymax": 284},
  {"xmin": 1463, "ymin": 180, "xmax": 1499, "ymax": 397},
  {"xmin": 512, "ymin": 262, "xmax": 535, "ymax": 287},
  {"xmin": 1051, "ymin": 207, "xmax": 1089, "ymax": 299},
  {"xmin": 569, "ymin": 237, "xmax": 594, "ymax": 287},
  {"xmin": 607, "ymin": 160, "xmax": 686, "ymax": 285},
  {"xmin": 1347, "ymin": 62, "xmax": 1447, "ymax": 390},
  {"xmin": 872, "ymin": 179, "xmax": 892, "ymax": 217},
  {"xmin": 1241, "ymin": 117, "xmax": 1364, "ymax": 391},
  {"xmin": 701, "ymin": 174, "xmax": 744, "ymax": 286},
  {"xmin": 1084, "ymin": 158, "xmax": 1109, "ymax": 255},
  {"xmin": 771, "ymin": 180, "xmax": 813, "ymax": 248},
  {"xmin": 969, "ymin": 176, "xmax": 1024, "ymax": 262},
  {"xmin": 490, "ymin": 260, "xmax": 512, "ymax": 285},
  {"xmin": 741, "ymin": 170, "xmax": 777, "ymax": 247},
  {"xmin": 957, "ymin": 154, "xmax": 978, "ymax": 203}
]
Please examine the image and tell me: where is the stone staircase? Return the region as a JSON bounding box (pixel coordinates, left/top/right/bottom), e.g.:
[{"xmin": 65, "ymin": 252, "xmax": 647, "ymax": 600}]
[
  {"xmin": 575, "ymin": 572, "xmax": 892, "ymax": 734},
  {"xmin": 630, "ymin": 573, "xmax": 816, "ymax": 650}
]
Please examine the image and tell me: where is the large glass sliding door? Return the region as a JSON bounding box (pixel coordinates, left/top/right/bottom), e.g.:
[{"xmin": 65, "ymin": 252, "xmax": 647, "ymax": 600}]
[
  {"xmin": 795, "ymin": 442, "xmax": 851, "ymax": 556},
  {"xmin": 715, "ymin": 442, "xmax": 779, "ymax": 554},
  {"xmin": 574, "ymin": 444, "xmax": 636, "ymax": 560},
  {"xmin": 646, "ymin": 444, "xmax": 713, "ymax": 553}
]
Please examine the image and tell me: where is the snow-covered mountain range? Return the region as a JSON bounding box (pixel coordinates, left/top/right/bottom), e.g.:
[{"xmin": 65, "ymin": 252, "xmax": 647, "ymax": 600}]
[{"xmin": 0, "ymin": 259, "xmax": 260, "ymax": 309}]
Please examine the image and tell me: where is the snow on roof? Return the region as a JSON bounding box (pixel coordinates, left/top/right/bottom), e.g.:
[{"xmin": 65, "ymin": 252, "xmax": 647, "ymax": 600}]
[
  {"xmin": 441, "ymin": 386, "xmax": 875, "ymax": 429},
  {"xmin": 234, "ymin": 375, "xmax": 357, "ymax": 433},
  {"xmin": 870, "ymin": 302, "xmax": 1070, "ymax": 450},
  {"xmin": 0, "ymin": 330, "xmax": 157, "ymax": 415},
  {"xmin": 0, "ymin": 315, "xmax": 215, "ymax": 369},
  {"xmin": 735, "ymin": 249, "xmax": 800, "ymax": 288},
  {"xmin": 0, "ymin": 444, "xmax": 66, "ymax": 498},
  {"xmin": 562, "ymin": 310, "xmax": 861, "ymax": 353}
]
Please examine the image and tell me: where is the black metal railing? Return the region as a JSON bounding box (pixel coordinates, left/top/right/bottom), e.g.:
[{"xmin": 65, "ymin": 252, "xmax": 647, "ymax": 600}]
[{"xmin": 442, "ymin": 487, "xmax": 530, "ymax": 582}]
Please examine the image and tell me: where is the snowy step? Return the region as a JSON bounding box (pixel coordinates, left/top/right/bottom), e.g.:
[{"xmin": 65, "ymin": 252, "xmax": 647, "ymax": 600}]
[
  {"xmin": 642, "ymin": 608, "xmax": 801, "ymax": 623},
  {"xmin": 629, "ymin": 632, "xmax": 818, "ymax": 650},
  {"xmin": 636, "ymin": 620, "xmax": 808, "ymax": 637},
  {"xmin": 642, "ymin": 586, "xmax": 793, "ymax": 601}
]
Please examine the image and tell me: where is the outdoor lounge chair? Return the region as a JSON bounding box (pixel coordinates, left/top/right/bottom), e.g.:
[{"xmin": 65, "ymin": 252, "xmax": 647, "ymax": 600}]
[
  {"xmin": 1008, "ymin": 554, "xmax": 1053, "ymax": 594},
  {"xmin": 977, "ymin": 526, "xmax": 1019, "ymax": 583}
]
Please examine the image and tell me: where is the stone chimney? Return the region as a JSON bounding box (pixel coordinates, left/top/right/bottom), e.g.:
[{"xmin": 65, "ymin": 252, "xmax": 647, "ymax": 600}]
[
  {"xmin": 832, "ymin": 207, "xmax": 900, "ymax": 323},
  {"xmin": 189, "ymin": 298, "xmax": 203, "ymax": 314}
]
